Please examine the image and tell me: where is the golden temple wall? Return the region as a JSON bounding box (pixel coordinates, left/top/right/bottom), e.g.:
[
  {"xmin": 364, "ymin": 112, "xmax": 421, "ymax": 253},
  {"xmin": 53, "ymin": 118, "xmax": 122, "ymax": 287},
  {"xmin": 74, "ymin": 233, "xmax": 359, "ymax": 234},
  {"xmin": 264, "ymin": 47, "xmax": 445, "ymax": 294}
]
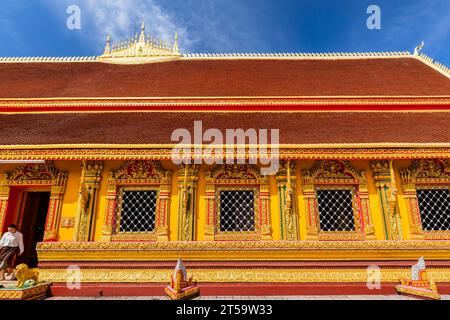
[{"xmin": 0, "ymin": 159, "xmax": 432, "ymax": 242}]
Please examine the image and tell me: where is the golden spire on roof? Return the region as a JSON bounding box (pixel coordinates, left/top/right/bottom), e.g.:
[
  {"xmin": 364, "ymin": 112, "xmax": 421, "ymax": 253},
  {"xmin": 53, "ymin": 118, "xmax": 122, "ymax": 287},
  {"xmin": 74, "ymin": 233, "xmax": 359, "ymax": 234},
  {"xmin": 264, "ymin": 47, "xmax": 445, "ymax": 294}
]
[{"xmin": 99, "ymin": 22, "xmax": 181, "ymax": 64}]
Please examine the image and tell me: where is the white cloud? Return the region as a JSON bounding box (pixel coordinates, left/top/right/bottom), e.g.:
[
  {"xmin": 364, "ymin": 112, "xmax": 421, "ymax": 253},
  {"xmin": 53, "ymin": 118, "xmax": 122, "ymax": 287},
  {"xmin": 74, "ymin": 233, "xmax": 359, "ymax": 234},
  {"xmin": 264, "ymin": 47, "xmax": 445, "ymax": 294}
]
[
  {"xmin": 46, "ymin": 0, "xmax": 190, "ymax": 52},
  {"xmin": 45, "ymin": 0, "xmax": 263, "ymax": 54}
]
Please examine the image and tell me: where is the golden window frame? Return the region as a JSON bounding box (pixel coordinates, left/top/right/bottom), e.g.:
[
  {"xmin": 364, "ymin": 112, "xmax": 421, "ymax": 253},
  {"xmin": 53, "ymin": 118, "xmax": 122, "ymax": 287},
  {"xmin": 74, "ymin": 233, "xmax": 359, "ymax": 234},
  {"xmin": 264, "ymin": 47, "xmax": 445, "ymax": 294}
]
[
  {"xmin": 400, "ymin": 159, "xmax": 450, "ymax": 240},
  {"xmin": 314, "ymin": 185, "xmax": 361, "ymax": 240},
  {"xmin": 114, "ymin": 186, "xmax": 160, "ymax": 240},
  {"xmin": 302, "ymin": 160, "xmax": 375, "ymax": 241},
  {"xmin": 215, "ymin": 186, "xmax": 260, "ymax": 241},
  {"xmin": 101, "ymin": 160, "xmax": 172, "ymax": 242},
  {"xmin": 204, "ymin": 164, "xmax": 271, "ymax": 241}
]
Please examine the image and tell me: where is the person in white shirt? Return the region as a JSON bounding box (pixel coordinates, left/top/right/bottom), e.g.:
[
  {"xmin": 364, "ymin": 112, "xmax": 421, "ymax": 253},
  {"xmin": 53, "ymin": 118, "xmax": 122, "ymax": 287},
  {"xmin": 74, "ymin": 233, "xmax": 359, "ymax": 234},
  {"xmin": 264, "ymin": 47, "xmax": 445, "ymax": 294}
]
[{"xmin": 0, "ymin": 224, "xmax": 24, "ymax": 280}]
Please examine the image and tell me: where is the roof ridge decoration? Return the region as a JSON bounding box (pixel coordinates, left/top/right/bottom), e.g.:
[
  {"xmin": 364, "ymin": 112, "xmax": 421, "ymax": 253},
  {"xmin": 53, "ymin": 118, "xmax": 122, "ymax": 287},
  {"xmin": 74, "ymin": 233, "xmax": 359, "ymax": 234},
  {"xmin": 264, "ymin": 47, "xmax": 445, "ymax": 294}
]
[
  {"xmin": 0, "ymin": 51, "xmax": 413, "ymax": 63},
  {"xmin": 0, "ymin": 30, "xmax": 448, "ymax": 78},
  {"xmin": 183, "ymin": 51, "xmax": 412, "ymax": 58},
  {"xmin": 0, "ymin": 56, "xmax": 98, "ymax": 63},
  {"xmin": 98, "ymin": 22, "xmax": 181, "ymax": 64},
  {"xmin": 416, "ymin": 52, "xmax": 450, "ymax": 79}
]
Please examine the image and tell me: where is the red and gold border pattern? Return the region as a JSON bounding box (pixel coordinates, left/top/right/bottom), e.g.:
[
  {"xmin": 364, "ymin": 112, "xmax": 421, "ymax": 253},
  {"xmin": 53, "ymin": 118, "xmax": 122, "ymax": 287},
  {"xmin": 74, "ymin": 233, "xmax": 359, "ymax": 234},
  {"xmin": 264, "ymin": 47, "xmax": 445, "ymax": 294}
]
[
  {"xmin": 0, "ymin": 147, "xmax": 449, "ymax": 161},
  {"xmin": 37, "ymin": 240, "xmax": 450, "ymax": 262},
  {"xmin": 0, "ymin": 96, "xmax": 450, "ymax": 112}
]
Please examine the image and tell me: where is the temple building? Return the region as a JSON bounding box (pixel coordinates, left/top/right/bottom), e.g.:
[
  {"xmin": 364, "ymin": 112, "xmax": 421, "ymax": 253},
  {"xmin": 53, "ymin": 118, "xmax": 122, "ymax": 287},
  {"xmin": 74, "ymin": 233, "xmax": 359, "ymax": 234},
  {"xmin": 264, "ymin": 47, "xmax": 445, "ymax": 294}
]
[{"xmin": 0, "ymin": 24, "xmax": 449, "ymax": 296}]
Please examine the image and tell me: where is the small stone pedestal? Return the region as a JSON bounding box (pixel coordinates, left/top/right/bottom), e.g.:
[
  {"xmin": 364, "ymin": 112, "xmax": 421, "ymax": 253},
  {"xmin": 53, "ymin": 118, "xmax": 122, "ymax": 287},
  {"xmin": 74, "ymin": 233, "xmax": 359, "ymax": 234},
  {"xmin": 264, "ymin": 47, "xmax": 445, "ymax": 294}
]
[{"xmin": 0, "ymin": 283, "xmax": 51, "ymax": 300}]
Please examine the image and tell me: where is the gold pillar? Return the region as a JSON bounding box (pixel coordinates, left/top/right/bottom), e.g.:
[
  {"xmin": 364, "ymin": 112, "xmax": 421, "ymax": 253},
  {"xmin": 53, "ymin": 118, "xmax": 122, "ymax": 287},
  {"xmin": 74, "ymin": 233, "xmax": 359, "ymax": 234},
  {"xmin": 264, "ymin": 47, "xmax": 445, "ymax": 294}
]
[
  {"xmin": 401, "ymin": 183, "xmax": 425, "ymax": 240},
  {"xmin": 74, "ymin": 161, "xmax": 104, "ymax": 242},
  {"xmin": 177, "ymin": 164, "xmax": 199, "ymax": 241},
  {"xmin": 204, "ymin": 181, "xmax": 215, "ymax": 241},
  {"xmin": 156, "ymin": 180, "xmax": 172, "ymax": 242},
  {"xmin": 45, "ymin": 184, "xmax": 67, "ymax": 241},
  {"xmin": 276, "ymin": 160, "xmax": 299, "ymax": 240},
  {"xmin": 260, "ymin": 183, "xmax": 272, "ymax": 241},
  {"xmin": 371, "ymin": 160, "xmax": 401, "ymax": 240},
  {"xmin": 303, "ymin": 182, "xmax": 318, "ymax": 240}
]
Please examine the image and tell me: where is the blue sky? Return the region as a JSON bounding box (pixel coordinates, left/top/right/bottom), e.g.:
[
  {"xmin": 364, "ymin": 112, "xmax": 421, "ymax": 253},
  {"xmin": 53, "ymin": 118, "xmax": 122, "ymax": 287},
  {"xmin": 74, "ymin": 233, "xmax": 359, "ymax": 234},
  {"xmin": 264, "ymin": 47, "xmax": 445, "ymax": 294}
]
[{"xmin": 0, "ymin": 0, "xmax": 449, "ymax": 65}]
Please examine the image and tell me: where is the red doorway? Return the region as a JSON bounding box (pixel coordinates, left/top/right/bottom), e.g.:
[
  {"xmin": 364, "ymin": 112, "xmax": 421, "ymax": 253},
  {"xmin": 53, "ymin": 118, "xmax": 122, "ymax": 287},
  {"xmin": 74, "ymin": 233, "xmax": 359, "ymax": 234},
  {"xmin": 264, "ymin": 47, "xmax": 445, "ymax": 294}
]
[{"xmin": 4, "ymin": 189, "xmax": 51, "ymax": 268}]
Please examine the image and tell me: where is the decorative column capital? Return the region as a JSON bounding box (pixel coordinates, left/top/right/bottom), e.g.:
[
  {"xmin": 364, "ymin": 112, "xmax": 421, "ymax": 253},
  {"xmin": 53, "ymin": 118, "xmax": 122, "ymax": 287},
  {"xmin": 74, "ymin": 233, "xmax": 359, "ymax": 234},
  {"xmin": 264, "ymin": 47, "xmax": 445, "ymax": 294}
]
[{"xmin": 371, "ymin": 160, "xmax": 391, "ymax": 187}]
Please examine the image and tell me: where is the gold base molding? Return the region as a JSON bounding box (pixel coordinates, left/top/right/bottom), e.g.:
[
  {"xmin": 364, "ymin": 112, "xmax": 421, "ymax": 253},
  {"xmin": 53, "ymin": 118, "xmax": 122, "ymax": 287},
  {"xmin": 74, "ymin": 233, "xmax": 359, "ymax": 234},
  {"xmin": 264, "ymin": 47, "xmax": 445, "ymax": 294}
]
[
  {"xmin": 38, "ymin": 268, "xmax": 450, "ymax": 283},
  {"xmin": 396, "ymin": 284, "xmax": 441, "ymax": 300},
  {"xmin": 0, "ymin": 283, "xmax": 50, "ymax": 300},
  {"xmin": 37, "ymin": 241, "xmax": 450, "ymax": 261}
]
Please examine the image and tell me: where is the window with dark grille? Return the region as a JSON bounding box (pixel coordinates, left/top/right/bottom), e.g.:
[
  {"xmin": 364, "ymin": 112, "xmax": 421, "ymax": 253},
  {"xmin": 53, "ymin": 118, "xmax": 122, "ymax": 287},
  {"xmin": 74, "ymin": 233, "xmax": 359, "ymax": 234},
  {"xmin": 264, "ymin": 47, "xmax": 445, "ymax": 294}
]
[
  {"xmin": 219, "ymin": 190, "xmax": 255, "ymax": 232},
  {"xmin": 118, "ymin": 190, "xmax": 157, "ymax": 233},
  {"xmin": 317, "ymin": 189, "xmax": 355, "ymax": 232},
  {"xmin": 417, "ymin": 188, "xmax": 450, "ymax": 231}
]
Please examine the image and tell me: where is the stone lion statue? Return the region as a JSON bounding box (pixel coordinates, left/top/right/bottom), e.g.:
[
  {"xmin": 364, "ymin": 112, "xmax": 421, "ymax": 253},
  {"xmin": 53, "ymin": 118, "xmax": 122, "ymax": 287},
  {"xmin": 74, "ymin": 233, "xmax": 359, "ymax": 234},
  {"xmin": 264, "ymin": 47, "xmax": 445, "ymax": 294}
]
[{"xmin": 14, "ymin": 263, "xmax": 39, "ymax": 288}]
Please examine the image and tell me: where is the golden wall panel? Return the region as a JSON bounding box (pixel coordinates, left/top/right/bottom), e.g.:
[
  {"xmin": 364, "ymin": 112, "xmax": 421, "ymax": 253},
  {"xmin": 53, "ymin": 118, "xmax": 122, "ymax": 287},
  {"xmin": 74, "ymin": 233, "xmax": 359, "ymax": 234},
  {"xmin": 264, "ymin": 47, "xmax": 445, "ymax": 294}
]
[{"xmin": 39, "ymin": 268, "xmax": 450, "ymax": 283}]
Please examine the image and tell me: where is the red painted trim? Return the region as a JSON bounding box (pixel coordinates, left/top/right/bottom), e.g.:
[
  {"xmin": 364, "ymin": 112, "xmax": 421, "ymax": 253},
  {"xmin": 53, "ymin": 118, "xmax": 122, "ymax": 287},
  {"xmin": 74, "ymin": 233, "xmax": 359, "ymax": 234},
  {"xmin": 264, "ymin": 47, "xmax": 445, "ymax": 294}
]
[
  {"xmin": 1, "ymin": 103, "xmax": 450, "ymax": 113},
  {"xmin": 48, "ymin": 282, "xmax": 450, "ymax": 297}
]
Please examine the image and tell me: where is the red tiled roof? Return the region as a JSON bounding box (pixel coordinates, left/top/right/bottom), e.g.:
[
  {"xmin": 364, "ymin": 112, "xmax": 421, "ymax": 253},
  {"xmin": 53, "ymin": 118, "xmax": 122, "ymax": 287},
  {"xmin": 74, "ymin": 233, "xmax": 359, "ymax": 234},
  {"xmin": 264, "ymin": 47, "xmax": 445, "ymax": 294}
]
[
  {"xmin": 0, "ymin": 112, "xmax": 448, "ymax": 145},
  {"xmin": 0, "ymin": 57, "xmax": 449, "ymax": 98}
]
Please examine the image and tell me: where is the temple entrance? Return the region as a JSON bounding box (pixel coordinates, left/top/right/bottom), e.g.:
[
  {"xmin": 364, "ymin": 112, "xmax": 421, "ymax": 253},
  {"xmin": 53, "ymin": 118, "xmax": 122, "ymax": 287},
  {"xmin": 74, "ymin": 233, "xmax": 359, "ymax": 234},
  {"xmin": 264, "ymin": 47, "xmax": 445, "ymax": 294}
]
[{"xmin": 16, "ymin": 191, "xmax": 50, "ymax": 268}]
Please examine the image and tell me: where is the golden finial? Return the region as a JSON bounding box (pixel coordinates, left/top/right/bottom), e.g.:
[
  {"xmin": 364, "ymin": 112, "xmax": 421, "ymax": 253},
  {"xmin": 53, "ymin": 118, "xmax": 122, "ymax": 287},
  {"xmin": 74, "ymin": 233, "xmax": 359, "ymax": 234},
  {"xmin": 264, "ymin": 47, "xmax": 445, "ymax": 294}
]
[
  {"xmin": 173, "ymin": 31, "xmax": 179, "ymax": 53},
  {"xmin": 99, "ymin": 22, "xmax": 181, "ymax": 60},
  {"xmin": 139, "ymin": 22, "xmax": 146, "ymax": 43},
  {"xmin": 103, "ymin": 34, "xmax": 111, "ymax": 56}
]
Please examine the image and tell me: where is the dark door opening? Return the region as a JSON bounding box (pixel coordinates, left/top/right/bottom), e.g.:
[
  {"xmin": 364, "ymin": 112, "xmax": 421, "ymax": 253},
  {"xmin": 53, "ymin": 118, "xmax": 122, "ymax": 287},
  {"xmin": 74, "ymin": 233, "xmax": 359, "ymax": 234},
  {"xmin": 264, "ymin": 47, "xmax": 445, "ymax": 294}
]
[{"xmin": 17, "ymin": 192, "xmax": 50, "ymax": 268}]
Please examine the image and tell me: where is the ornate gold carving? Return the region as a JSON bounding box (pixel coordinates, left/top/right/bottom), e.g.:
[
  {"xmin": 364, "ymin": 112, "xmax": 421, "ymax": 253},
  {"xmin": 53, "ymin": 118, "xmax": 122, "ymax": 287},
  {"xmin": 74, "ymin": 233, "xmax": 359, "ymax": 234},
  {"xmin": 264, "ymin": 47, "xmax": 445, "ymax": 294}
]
[
  {"xmin": 205, "ymin": 164, "xmax": 271, "ymax": 241},
  {"xmin": 14, "ymin": 263, "xmax": 39, "ymax": 288},
  {"xmin": 101, "ymin": 160, "xmax": 172, "ymax": 242},
  {"xmin": 178, "ymin": 164, "xmax": 199, "ymax": 241},
  {"xmin": 61, "ymin": 217, "xmax": 75, "ymax": 228},
  {"xmin": 74, "ymin": 161, "xmax": 104, "ymax": 241},
  {"xmin": 303, "ymin": 160, "xmax": 366, "ymax": 185},
  {"xmin": 371, "ymin": 160, "xmax": 401, "ymax": 240},
  {"xmin": 36, "ymin": 240, "xmax": 450, "ymax": 261},
  {"xmin": 276, "ymin": 160, "xmax": 299, "ymax": 240},
  {"xmin": 0, "ymin": 283, "xmax": 50, "ymax": 300},
  {"xmin": 0, "ymin": 161, "xmax": 67, "ymax": 241},
  {"xmin": 302, "ymin": 160, "xmax": 375, "ymax": 240},
  {"xmin": 38, "ymin": 268, "xmax": 450, "ymax": 284},
  {"xmin": 396, "ymin": 257, "xmax": 441, "ymax": 300},
  {"xmin": 401, "ymin": 159, "xmax": 450, "ymax": 185},
  {"xmin": 400, "ymin": 159, "xmax": 450, "ymax": 240},
  {"xmin": 37, "ymin": 239, "xmax": 450, "ymax": 252},
  {"xmin": 99, "ymin": 22, "xmax": 180, "ymax": 64},
  {"xmin": 0, "ymin": 147, "xmax": 448, "ymax": 162}
]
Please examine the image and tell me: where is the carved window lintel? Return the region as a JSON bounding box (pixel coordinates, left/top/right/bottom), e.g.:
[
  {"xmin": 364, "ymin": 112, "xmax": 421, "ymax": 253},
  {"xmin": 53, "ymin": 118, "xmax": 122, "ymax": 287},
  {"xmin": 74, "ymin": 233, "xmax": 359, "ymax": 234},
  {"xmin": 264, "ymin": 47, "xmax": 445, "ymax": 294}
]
[
  {"xmin": 400, "ymin": 159, "xmax": 450, "ymax": 240},
  {"xmin": 101, "ymin": 160, "xmax": 172, "ymax": 242},
  {"xmin": 301, "ymin": 160, "xmax": 374, "ymax": 241},
  {"xmin": 205, "ymin": 164, "xmax": 271, "ymax": 241}
]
